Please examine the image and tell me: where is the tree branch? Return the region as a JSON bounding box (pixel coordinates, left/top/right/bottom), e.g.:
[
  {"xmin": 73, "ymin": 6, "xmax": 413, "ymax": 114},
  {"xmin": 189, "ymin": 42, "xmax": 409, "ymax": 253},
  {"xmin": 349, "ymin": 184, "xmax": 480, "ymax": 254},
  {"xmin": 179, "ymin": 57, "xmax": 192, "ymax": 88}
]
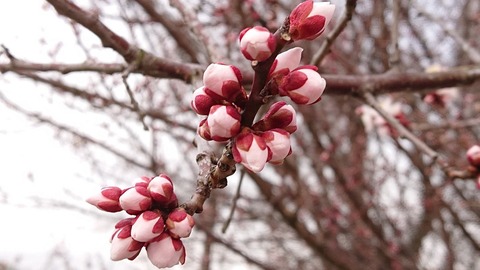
[
  {"xmin": 45, "ymin": 0, "xmax": 203, "ymax": 82},
  {"xmin": 310, "ymin": 0, "xmax": 357, "ymax": 66}
]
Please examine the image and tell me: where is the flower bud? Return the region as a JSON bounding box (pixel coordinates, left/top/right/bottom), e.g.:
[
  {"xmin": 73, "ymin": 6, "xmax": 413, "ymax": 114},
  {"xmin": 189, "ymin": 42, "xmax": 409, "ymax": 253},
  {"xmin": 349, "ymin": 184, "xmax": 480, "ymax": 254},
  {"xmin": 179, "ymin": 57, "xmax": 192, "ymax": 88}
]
[
  {"xmin": 203, "ymin": 63, "xmax": 245, "ymax": 103},
  {"xmin": 86, "ymin": 186, "xmax": 123, "ymax": 212},
  {"xmin": 262, "ymin": 129, "xmax": 292, "ymax": 164},
  {"xmin": 148, "ymin": 174, "xmax": 174, "ymax": 206},
  {"xmin": 207, "ymin": 105, "xmax": 241, "ymax": 142},
  {"xmin": 191, "ymin": 86, "xmax": 217, "ymax": 115},
  {"xmin": 289, "ymin": 1, "xmax": 335, "ymax": 41},
  {"xmin": 357, "ymin": 97, "xmax": 408, "ymax": 136},
  {"xmin": 467, "ymin": 145, "xmax": 480, "ymax": 167},
  {"xmin": 253, "ymin": 101, "xmax": 297, "ymax": 133},
  {"xmin": 110, "ymin": 225, "xmax": 144, "ymax": 261},
  {"xmin": 119, "ymin": 184, "xmax": 152, "ymax": 215},
  {"xmin": 147, "ymin": 232, "xmax": 186, "ymax": 268},
  {"xmin": 131, "ymin": 211, "xmax": 165, "ymax": 242},
  {"xmin": 166, "ymin": 208, "xmax": 195, "ymax": 238},
  {"xmin": 133, "ymin": 176, "xmax": 152, "ymax": 185},
  {"xmin": 269, "ymin": 47, "xmax": 303, "ymax": 79},
  {"xmin": 239, "ymin": 26, "xmax": 276, "ymax": 62},
  {"xmin": 197, "ymin": 118, "xmax": 212, "ymax": 141},
  {"xmin": 279, "ymin": 66, "xmax": 326, "ymax": 105},
  {"xmin": 233, "ymin": 130, "xmax": 270, "ymax": 172}
]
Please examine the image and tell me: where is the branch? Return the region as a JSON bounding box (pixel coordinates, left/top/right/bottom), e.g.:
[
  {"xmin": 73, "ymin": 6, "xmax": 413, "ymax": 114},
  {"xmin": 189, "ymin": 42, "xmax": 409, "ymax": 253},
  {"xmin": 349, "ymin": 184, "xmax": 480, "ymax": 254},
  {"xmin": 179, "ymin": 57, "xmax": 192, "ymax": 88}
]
[
  {"xmin": 0, "ymin": 92, "xmax": 151, "ymax": 171},
  {"xmin": 181, "ymin": 143, "xmax": 236, "ymax": 215},
  {"xmin": 7, "ymin": 69, "xmax": 196, "ymax": 132},
  {"xmin": 310, "ymin": 0, "xmax": 357, "ymax": 66},
  {"xmin": 411, "ymin": 118, "xmax": 480, "ymax": 132},
  {"xmin": 362, "ymin": 92, "xmax": 440, "ymax": 161},
  {"xmin": 134, "ymin": 0, "xmax": 202, "ymax": 63},
  {"xmin": 324, "ymin": 66, "xmax": 480, "ymax": 95},
  {"xmin": 0, "ymin": 60, "xmax": 126, "ymax": 74},
  {"xmin": 413, "ymin": 2, "xmax": 480, "ymax": 64},
  {"xmin": 45, "ymin": 0, "xmax": 203, "ymax": 82}
]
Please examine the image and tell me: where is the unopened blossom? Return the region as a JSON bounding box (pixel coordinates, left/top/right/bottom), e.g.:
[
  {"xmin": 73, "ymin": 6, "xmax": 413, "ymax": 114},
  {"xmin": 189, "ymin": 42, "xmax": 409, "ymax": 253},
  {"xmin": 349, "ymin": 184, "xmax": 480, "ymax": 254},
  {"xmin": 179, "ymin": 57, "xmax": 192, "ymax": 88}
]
[
  {"xmin": 357, "ymin": 97, "xmax": 408, "ymax": 136},
  {"xmin": 269, "ymin": 47, "xmax": 303, "ymax": 78},
  {"xmin": 279, "ymin": 66, "xmax": 326, "ymax": 105},
  {"xmin": 119, "ymin": 183, "xmax": 152, "ymax": 215},
  {"xmin": 233, "ymin": 129, "xmax": 270, "ymax": 172},
  {"xmin": 423, "ymin": 64, "xmax": 460, "ymax": 107},
  {"xmin": 110, "ymin": 225, "xmax": 143, "ymax": 261},
  {"xmin": 166, "ymin": 208, "xmax": 195, "ymax": 238},
  {"xmin": 239, "ymin": 26, "xmax": 276, "ymax": 62},
  {"xmin": 86, "ymin": 186, "xmax": 123, "ymax": 212},
  {"xmin": 262, "ymin": 129, "xmax": 292, "ymax": 164},
  {"xmin": 289, "ymin": 1, "xmax": 335, "ymax": 41},
  {"xmin": 148, "ymin": 174, "xmax": 174, "ymax": 206},
  {"xmin": 207, "ymin": 105, "xmax": 242, "ymax": 141},
  {"xmin": 203, "ymin": 63, "xmax": 246, "ymax": 103},
  {"xmin": 467, "ymin": 145, "xmax": 480, "ymax": 167},
  {"xmin": 147, "ymin": 233, "xmax": 186, "ymax": 268},
  {"xmin": 423, "ymin": 88, "xmax": 459, "ymax": 107},
  {"xmin": 197, "ymin": 118, "xmax": 212, "ymax": 141},
  {"xmin": 131, "ymin": 211, "xmax": 165, "ymax": 242},
  {"xmin": 191, "ymin": 86, "xmax": 218, "ymax": 115},
  {"xmin": 253, "ymin": 101, "xmax": 297, "ymax": 133}
]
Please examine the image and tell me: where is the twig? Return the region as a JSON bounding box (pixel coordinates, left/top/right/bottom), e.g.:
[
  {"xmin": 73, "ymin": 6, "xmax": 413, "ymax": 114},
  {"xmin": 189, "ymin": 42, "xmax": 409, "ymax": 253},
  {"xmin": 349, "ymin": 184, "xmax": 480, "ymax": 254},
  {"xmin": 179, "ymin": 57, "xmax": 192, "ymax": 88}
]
[
  {"xmin": 388, "ymin": 0, "xmax": 401, "ymax": 70},
  {"xmin": 181, "ymin": 143, "xmax": 237, "ymax": 215},
  {"xmin": 121, "ymin": 51, "xmax": 149, "ymax": 131},
  {"xmin": 45, "ymin": 0, "xmax": 203, "ymax": 82},
  {"xmin": 1, "ymin": 44, "xmax": 16, "ymax": 60},
  {"xmin": 222, "ymin": 170, "xmax": 245, "ymax": 233},
  {"xmin": 310, "ymin": 0, "xmax": 357, "ymax": 66},
  {"xmin": 362, "ymin": 92, "xmax": 439, "ymax": 161},
  {"xmin": 411, "ymin": 118, "xmax": 480, "ymax": 132},
  {"xmin": 0, "ymin": 61, "xmax": 127, "ymax": 74},
  {"xmin": 413, "ymin": 1, "xmax": 480, "ymax": 64}
]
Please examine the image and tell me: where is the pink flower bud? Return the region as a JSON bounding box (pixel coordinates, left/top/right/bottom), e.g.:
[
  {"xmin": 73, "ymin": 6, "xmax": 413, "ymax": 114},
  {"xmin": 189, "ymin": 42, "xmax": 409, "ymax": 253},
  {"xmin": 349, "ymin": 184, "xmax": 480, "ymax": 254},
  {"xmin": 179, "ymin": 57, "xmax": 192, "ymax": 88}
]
[
  {"xmin": 262, "ymin": 129, "xmax": 292, "ymax": 164},
  {"xmin": 148, "ymin": 174, "xmax": 174, "ymax": 206},
  {"xmin": 166, "ymin": 208, "xmax": 195, "ymax": 238},
  {"xmin": 147, "ymin": 232, "xmax": 186, "ymax": 268},
  {"xmin": 110, "ymin": 225, "xmax": 144, "ymax": 261},
  {"xmin": 207, "ymin": 105, "xmax": 241, "ymax": 142},
  {"xmin": 357, "ymin": 97, "xmax": 408, "ymax": 136},
  {"xmin": 239, "ymin": 26, "xmax": 276, "ymax": 62},
  {"xmin": 86, "ymin": 186, "xmax": 123, "ymax": 212},
  {"xmin": 467, "ymin": 145, "xmax": 480, "ymax": 167},
  {"xmin": 203, "ymin": 63, "xmax": 245, "ymax": 103},
  {"xmin": 133, "ymin": 176, "xmax": 152, "ymax": 185},
  {"xmin": 119, "ymin": 184, "xmax": 152, "ymax": 215},
  {"xmin": 233, "ymin": 130, "xmax": 270, "ymax": 172},
  {"xmin": 269, "ymin": 47, "xmax": 303, "ymax": 78},
  {"xmin": 191, "ymin": 86, "xmax": 218, "ymax": 115},
  {"xmin": 253, "ymin": 101, "xmax": 297, "ymax": 133},
  {"xmin": 197, "ymin": 118, "xmax": 212, "ymax": 141},
  {"xmin": 289, "ymin": 1, "xmax": 335, "ymax": 41},
  {"xmin": 280, "ymin": 67, "xmax": 326, "ymax": 105},
  {"xmin": 131, "ymin": 211, "xmax": 165, "ymax": 242}
]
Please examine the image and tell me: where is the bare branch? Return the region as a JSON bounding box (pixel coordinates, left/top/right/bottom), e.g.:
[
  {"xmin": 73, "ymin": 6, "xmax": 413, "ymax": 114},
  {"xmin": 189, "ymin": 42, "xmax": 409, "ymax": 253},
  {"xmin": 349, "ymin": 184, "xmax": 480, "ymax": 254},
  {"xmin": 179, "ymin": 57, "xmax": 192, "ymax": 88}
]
[
  {"xmin": 45, "ymin": 0, "xmax": 203, "ymax": 82},
  {"xmin": 311, "ymin": 0, "xmax": 357, "ymax": 66}
]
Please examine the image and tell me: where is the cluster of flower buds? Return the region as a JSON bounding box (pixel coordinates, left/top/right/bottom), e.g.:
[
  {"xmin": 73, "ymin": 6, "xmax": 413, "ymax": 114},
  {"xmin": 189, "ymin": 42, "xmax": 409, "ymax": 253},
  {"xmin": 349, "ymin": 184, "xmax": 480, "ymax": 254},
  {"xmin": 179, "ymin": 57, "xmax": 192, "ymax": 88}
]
[
  {"xmin": 356, "ymin": 97, "xmax": 410, "ymax": 136},
  {"xmin": 466, "ymin": 145, "xmax": 480, "ymax": 188},
  {"xmin": 191, "ymin": 1, "xmax": 335, "ymax": 173},
  {"xmin": 192, "ymin": 47, "xmax": 325, "ymax": 172},
  {"xmin": 87, "ymin": 174, "xmax": 195, "ymax": 268}
]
